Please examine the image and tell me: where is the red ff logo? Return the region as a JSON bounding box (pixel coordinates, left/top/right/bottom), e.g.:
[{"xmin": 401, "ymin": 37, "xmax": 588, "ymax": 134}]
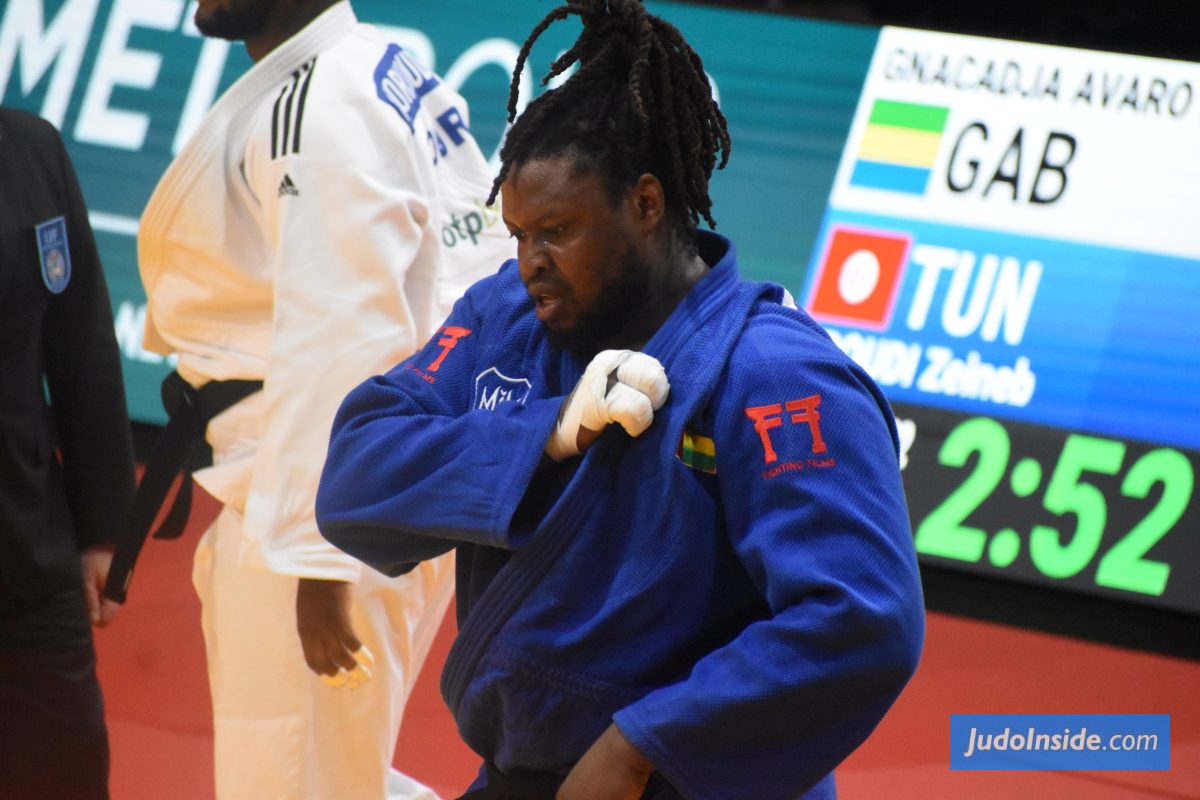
[
  {"xmin": 426, "ymin": 326, "xmax": 471, "ymax": 372},
  {"xmin": 744, "ymin": 394, "xmax": 826, "ymax": 464}
]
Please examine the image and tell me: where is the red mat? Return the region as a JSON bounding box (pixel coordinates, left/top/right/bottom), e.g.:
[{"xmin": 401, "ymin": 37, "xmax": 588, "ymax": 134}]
[{"xmin": 95, "ymin": 489, "xmax": 1200, "ymax": 799}]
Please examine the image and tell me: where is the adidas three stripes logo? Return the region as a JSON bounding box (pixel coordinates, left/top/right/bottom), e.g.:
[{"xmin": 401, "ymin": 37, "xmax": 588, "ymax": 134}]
[{"xmin": 271, "ymin": 58, "xmax": 316, "ymax": 159}]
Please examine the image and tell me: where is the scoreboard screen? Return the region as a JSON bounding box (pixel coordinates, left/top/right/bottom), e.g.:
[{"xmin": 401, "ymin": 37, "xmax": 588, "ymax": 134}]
[{"xmin": 803, "ymin": 27, "xmax": 1200, "ymax": 615}]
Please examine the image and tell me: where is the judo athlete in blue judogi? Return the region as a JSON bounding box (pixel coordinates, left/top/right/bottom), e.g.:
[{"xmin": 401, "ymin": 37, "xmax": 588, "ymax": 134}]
[{"xmin": 316, "ymin": 2, "xmax": 924, "ymax": 798}]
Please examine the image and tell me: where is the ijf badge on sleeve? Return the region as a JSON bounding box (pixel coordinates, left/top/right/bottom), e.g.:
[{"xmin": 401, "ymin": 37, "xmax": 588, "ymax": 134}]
[{"xmin": 35, "ymin": 216, "xmax": 72, "ymax": 294}]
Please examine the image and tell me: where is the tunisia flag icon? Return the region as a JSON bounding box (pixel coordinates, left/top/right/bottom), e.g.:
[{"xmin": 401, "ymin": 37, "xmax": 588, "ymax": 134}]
[{"xmin": 806, "ymin": 226, "xmax": 911, "ymax": 331}]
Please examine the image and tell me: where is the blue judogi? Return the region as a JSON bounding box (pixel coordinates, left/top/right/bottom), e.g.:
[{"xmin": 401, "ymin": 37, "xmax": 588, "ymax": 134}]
[{"xmin": 318, "ymin": 232, "xmax": 924, "ymax": 800}]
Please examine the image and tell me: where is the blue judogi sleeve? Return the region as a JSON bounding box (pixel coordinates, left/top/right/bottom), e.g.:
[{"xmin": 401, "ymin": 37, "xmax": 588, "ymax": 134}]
[
  {"xmin": 613, "ymin": 308, "xmax": 925, "ymax": 800},
  {"xmin": 316, "ymin": 266, "xmax": 562, "ymax": 575}
]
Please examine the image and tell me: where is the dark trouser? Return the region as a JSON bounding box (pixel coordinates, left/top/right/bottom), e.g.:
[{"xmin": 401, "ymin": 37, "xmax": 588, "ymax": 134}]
[
  {"xmin": 0, "ymin": 584, "xmax": 110, "ymax": 800},
  {"xmin": 458, "ymin": 761, "xmax": 682, "ymax": 800}
]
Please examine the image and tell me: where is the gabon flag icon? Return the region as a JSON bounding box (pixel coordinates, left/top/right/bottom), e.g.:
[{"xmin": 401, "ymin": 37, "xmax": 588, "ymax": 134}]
[
  {"xmin": 850, "ymin": 99, "xmax": 950, "ymax": 195},
  {"xmin": 807, "ymin": 226, "xmax": 911, "ymax": 331}
]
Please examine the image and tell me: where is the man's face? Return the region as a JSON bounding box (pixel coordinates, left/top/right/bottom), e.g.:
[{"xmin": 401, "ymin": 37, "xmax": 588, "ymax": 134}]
[
  {"xmin": 501, "ymin": 155, "xmax": 653, "ymax": 358},
  {"xmin": 194, "ymin": 0, "xmax": 272, "ymax": 40}
]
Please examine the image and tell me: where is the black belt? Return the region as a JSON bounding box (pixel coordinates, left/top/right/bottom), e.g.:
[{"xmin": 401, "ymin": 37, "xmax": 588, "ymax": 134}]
[{"xmin": 103, "ymin": 371, "xmax": 262, "ymax": 603}]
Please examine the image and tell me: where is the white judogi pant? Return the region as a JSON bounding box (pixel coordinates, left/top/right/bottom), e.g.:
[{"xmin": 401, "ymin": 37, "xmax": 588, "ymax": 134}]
[{"xmin": 193, "ymin": 506, "xmax": 453, "ymax": 799}]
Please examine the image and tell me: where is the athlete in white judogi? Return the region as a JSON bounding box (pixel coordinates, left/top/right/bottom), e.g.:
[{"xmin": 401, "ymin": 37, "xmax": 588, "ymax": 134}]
[{"xmin": 135, "ymin": 1, "xmax": 512, "ymax": 797}]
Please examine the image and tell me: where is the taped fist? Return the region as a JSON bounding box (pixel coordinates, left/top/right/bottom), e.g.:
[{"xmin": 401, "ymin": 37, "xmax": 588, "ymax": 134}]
[{"xmin": 546, "ymin": 350, "xmax": 669, "ymax": 461}]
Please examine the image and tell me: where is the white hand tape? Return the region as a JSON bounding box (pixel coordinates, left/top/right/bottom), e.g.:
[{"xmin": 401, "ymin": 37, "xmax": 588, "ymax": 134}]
[{"xmin": 545, "ymin": 350, "xmax": 669, "ymax": 460}]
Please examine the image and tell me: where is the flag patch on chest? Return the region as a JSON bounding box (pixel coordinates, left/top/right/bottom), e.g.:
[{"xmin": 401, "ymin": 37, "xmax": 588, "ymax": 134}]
[{"xmin": 677, "ymin": 431, "xmax": 716, "ymax": 473}]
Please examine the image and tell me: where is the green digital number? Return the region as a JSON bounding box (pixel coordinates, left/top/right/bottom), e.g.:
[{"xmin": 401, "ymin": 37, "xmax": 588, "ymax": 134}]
[
  {"xmin": 914, "ymin": 417, "xmax": 1009, "ymax": 562},
  {"xmin": 1029, "ymin": 435, "xmax": 1125, "ymax": 579},
  {"xmin": 1095, "ymin": 448, "xmax": 1194, "ymax": 596}
]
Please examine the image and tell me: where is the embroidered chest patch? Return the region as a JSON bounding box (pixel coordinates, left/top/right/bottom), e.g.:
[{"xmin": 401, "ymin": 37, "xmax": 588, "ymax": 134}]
[
  {"xmin": 35, "ymin": 216, "xmax": 71, "ymax": 294},
  {"xmin": 473, "ymin": 367, "xmax": 532, "ymax": 411}
]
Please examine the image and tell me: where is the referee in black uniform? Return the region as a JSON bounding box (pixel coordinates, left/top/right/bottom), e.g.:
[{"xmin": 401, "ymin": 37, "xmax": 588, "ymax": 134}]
[{"xmin": 0, "ymin": 107, "xmax": 136, "ymax": 800}]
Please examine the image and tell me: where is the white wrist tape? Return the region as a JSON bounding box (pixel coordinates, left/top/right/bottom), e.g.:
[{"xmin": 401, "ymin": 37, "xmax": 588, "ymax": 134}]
[{"xmin": 545, "ymin": 350, "xmax": 669, "ymax": 461}]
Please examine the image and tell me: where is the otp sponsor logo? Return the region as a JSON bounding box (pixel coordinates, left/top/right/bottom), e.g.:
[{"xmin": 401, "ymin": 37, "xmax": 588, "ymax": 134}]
[{"xmin": 807, "ymin": 226, "xmax": 911, "ymax": 330}]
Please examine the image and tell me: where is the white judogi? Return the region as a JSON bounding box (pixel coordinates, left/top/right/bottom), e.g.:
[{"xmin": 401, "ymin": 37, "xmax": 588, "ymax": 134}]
[{"xmin": 137, "ymin": 3, "xmax": 512, "ymax": 797}]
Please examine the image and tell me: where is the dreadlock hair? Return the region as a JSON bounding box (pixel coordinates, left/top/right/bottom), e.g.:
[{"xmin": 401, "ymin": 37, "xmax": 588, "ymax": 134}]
[{"xmin": 487, "ymin": 0, "xmax": 730, "ymax": 234}]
